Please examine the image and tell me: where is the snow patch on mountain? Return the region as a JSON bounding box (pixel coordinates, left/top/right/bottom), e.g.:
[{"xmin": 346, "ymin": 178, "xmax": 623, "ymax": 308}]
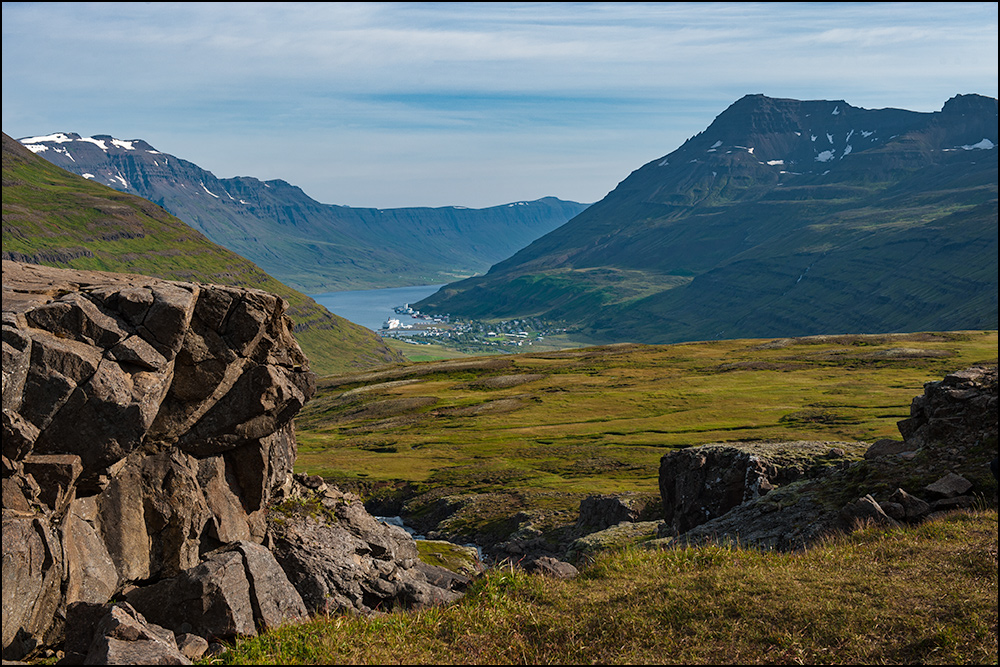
[
  {"xmin": 78, "ymin": 137, "xmax": 109, "ymax": 150},
  {"xmin": 20, "ymin": 133, "xmax": 75, "ymax": 144},
  {"xmin": 959, "ymin": 138, "xmax": 995, "ymax": 150}
]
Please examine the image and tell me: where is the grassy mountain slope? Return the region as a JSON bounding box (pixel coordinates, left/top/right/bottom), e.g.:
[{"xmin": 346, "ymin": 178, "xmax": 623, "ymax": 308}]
[
  {"xmin": 416, "ymin": 94, "xmax": 998, "ymax": 342},
  {"xmin": 19, "ymin": 133, "xmax": 589, "ymax": 292},
  {"xmin": 1, "ymin": 132, "xmax": 403, "ymax": 375}
]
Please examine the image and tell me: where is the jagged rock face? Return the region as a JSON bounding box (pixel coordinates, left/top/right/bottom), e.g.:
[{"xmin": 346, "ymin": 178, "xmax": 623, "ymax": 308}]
[
  {"xmin": 1, "ymin": 260, "xmax": 315, "ymax": 659},
  {"xmin": 268, "ymin": 482, "xmax": 463, "ymax": 615},
  {"xmin": 657, "ymin": 441, "xmax": 859, "ymax": 536},
  {"xmin": 897, "ymin": 365, "xmax": 998, "ymax": 451}
]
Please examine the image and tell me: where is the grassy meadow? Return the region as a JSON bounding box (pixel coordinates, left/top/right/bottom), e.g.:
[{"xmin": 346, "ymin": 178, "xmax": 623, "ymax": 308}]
[{"xmin": 295, "ymin": 330, "xmax": 998, "ymax": 533}]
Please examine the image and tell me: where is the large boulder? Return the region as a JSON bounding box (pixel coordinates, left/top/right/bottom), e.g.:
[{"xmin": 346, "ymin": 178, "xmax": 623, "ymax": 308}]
[
  {"xmin": 2, "ymin": 261, "xmax": 315, "ymax": 659},
  {"xmin": 576, "ymin": 494, "xmax": 645, "ymax": 531},
  {"xmin": 81, "ymin": 603, "xmax": 190, "ymax": 666},
  {"xmin": 897, "ymin": 365, "xmax": 998, "ymax": 450},
  {"xmin": 658, "ymin": 441, "xmax": 861, "ymax": 536},
  {"xmin": 125, "ymin": 541, "xmax": 307, "ymax": 641}
]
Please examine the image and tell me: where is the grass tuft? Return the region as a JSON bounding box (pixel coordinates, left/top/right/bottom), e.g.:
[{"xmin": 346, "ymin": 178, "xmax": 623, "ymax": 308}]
[{"xmin": 207, "ymin": 509, "xmax": 998, "ymax": 665}]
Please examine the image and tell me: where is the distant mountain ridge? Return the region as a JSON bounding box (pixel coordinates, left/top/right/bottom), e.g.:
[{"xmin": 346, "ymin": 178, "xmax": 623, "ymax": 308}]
[
  {"xmin": 1, "ymin": 132, "xmax": 403, "ymax": 375},
  {"xmin": 415, "ymin": 93, "xmax": 998, "ymax": 342},
  {"xmin": 19, "ymin": 133, "xmax": 589, "ymax": 293}
]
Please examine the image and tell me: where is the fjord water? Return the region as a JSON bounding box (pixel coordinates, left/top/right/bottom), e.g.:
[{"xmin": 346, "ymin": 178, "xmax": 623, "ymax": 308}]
[{"xmin": 310, "ymin": 284, "xmax": 445, "ymax": 331}]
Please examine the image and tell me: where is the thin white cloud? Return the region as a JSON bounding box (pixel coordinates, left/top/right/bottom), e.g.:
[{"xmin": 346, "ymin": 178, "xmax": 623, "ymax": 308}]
[{"xmin": 2, "ymin": 2, "xmax": 997, "ymax": 207}]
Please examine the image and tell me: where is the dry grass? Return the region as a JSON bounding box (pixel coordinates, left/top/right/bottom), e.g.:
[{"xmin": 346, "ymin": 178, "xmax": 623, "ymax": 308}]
[{"xmin": 209, "ymin": 509, "xmax": 998, "ymax": 665}]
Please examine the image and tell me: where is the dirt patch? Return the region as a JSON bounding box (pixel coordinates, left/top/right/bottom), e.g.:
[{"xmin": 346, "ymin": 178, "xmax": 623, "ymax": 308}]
[
  {"xmin": 436, "ymin": 396, "xmax": 532, "ymax": 417},
  {"xmin": 860, "ymin": 347, "xmax": 953, "ymax": 359},
  {"xmin": 714, "ymin": 361, "xmax": 806, "ymax": 372},
  {"xmin": 319, "ymin": 357, "xmax": 514, "ymax": 389},
  {"xmin": 460, "ymin": 373, "xmax": 547, "ymax": 390},
  {"xmin": 338, "ymin": 396, "xmax": 439, "ymax": 422},
  {"xmin": 339, "ymin": 379, "xmax": 423, "ymax": 398},
  {"xmin": 342, "ymin": 414, "xmax": 429, "ymax": 433}
]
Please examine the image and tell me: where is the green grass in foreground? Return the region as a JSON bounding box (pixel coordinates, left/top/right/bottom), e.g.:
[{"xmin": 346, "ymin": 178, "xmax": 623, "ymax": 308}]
[{"xmin": 206, "ymin": 509, "xmax": 998, "ymax": 665}]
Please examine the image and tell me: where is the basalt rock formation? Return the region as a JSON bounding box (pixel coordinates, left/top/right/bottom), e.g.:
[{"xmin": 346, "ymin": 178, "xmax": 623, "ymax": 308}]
[
  {"xmin": 1, "ymin": 259, "xmax": 313, "ymax": 658},
  {"xmin": 658, "ymin": 441, "xmax": 865, "ymax": 537},
  {"xmin": 1, "ymin": 260, "xmax": 460, "ymax": 663}
]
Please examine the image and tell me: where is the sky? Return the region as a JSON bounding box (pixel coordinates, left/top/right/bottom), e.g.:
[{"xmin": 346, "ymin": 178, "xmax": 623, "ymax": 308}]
[{"xmin": 2, "ymin": 2, "xmax": 997, "ymax": 209}]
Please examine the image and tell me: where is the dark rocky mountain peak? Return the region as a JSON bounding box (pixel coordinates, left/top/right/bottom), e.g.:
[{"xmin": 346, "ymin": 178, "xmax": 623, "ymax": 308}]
[{"xmin": 416, "ymin": 93, "xmax": 998, "ymax": 343}]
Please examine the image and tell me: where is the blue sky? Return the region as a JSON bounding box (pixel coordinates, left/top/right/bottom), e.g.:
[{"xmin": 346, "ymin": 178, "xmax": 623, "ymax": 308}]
[{"xmin": 2, "ymin": 2, "xmax": 997, "ymax": 209}]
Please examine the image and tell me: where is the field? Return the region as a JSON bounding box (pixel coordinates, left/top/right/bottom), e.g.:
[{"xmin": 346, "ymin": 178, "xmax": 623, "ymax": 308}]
[{"xmin": 295, "ymin": 330, "xmax": 998, "ymax": 539}]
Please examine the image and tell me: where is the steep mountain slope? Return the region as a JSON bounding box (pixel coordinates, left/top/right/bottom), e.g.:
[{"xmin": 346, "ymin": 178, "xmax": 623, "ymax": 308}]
[
  {"xmin": 18, "ymin": 133, "xmax": 589, "ymax": 292},
  {"xmin": 415, "ymin": 94, "xmax": 998, "ymax": 342},
  {"xmin": 1, "ymin": 132, "xmax": 403, "ymax": 375}
]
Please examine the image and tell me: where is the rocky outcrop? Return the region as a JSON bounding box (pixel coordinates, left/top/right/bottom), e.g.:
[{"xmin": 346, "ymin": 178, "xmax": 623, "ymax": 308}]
[
  {"xmin": 655, "ymin": 365, "xmax": 998, "ymax": 551},
  {"xmin": 64, "ymin": 602, "xmax": 191, "ymax": 665},
  {"xmin": 268, "ymin": 478, "xmax": 463, "ymax": 615},
  {"xmin": 3, "ymin": 261, "xmax": 469, "ymax": 662},
  {"xmin": 124, "ymin": 541, "xmax": 308, "ymax": 641},
  {"xmin": 576, "ymin": 493, "xmax": 647, "ymax": 531},
  {"xmin": 658, "ymin": 441, "xmax": 861, "ymax": 536},
  {"xmin": 897, "ymin": 365, "xmax": 998, "ymax": 451},
  {"xmin": 2, "ymin": 260, "xmax": 315, "ymax": 659}
]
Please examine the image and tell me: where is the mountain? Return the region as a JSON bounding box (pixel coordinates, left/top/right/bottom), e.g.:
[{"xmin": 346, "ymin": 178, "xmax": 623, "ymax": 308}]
[
  {"xmin": 414, "ymin": 94, "xmax": 998, "ymax": 342},
  {"xmin": 17, "ymin": 133, "xmax": 589, "ymax": 293},
  {"xmin": 1, "ymin": 132, "xmax": 403, "ymax": 375}
]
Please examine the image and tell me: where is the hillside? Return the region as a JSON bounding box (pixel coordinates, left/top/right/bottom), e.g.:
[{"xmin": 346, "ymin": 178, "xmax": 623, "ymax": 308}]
[
  {"xmin": 18, "ymin": 133, "xmax": 589, "ymax": 292},
  {"xmin": 415, "ymin": 94, "xmax": 998, "ymax": 343},
  {"xmin": 1, "ymin": 132, "xmax": 402, "ymax": 375}
]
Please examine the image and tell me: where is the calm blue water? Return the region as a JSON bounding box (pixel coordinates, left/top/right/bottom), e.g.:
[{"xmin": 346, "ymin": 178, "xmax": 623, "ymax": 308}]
[{"xmin": 309, "ymin": 284, "xmax": 445, "ymax": 331}]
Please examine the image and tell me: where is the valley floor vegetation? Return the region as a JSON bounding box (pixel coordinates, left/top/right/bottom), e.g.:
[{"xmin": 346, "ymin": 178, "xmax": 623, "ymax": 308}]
[
  {"xmin": 218, "ymin": 329, "xmax": 1000, "ymax": 665},
  {"xmin": 294, "ymin": 330, "xmax": 998, "ymax": 541},
  {"xmin": 207, "ymin": 508, "xmax": 998, "ymax": 665}
]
